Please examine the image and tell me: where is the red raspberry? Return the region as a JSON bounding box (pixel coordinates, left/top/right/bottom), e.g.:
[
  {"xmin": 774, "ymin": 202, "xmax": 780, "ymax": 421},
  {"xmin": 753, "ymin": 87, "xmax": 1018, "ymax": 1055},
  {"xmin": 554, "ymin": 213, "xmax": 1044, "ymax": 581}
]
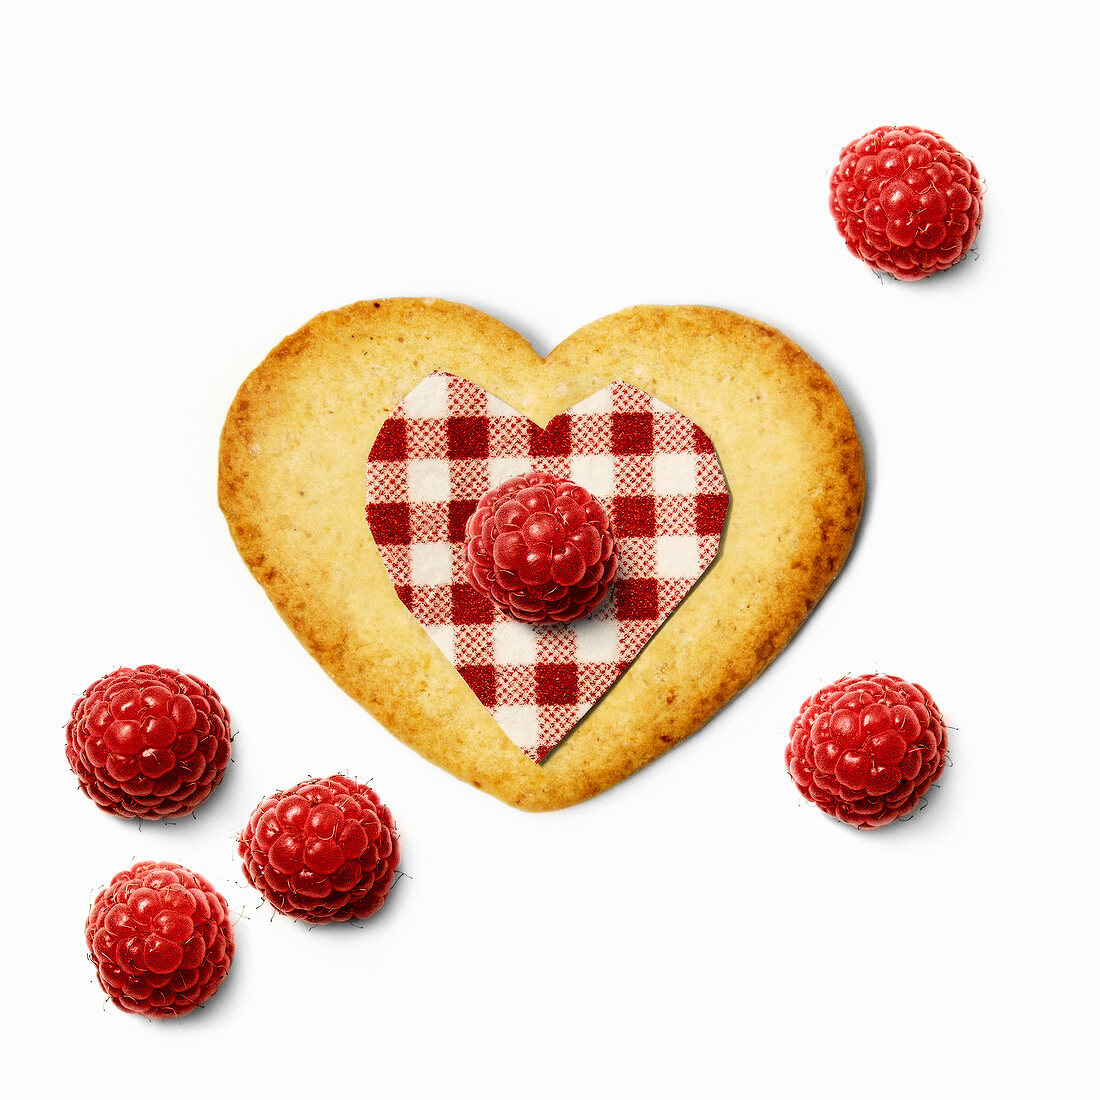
[
  {"xmin": 464, "ymin": 471, "xmax": 619, "ymax": 624},
  {"xmin": 238, "ymin": 775, "xmax": 401, "ymax": 923},
  {"xmin": 85, "ymin": 860, "xmax": 235, "ymax": 1018},
  {"xmin": 66, "ymin": 665, "xmax": 232, "ymax": 820},
  {"xmin": 829, "ymin": 125, "xmax": 983, "ymax": 280},
  {"xmin": 785, "ymin": 673, "xmax": 947, "ymax": 828}
]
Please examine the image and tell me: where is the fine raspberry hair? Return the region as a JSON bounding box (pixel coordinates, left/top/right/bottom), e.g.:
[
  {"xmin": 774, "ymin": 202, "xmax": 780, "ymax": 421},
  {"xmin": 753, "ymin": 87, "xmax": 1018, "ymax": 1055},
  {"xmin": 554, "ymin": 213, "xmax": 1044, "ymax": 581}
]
[
  {"xmin": 238, "ymin": 775, "xmax": 401, "ymax": 923},
  {"xmin": 464, "ymin": 470, "xmax": 619, "ymax": 623},
  {"xmin": 66, "ymin": 664, "xmax": 232, "ymax": 819},
  {"xmin": 829, "ymin": 125, "xmax": 983, "ymax": 280},
  {"xmin": 85, "ymin": 860, "xmax": 235, "ymax": 1018},
  {"xmin": 785, "ymin": 673, "xmax": 947, "ymax": 828}
]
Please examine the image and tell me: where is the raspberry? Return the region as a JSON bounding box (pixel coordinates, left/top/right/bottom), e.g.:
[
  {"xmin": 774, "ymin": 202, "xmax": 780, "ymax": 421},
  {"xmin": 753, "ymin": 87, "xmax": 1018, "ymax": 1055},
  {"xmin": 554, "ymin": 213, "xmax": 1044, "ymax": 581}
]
[
  {"xmin": 85, "ymin": 860, "xmax": 235, "ymax": 1018},
  {"xmin": 829, "ymin": 125, "xmax": 983, "ymax": 280},
  {"xmin": 785, "ymin": 673, "xmax": 947, "ymax": 828},
  {"xmin": 464, "ymin": 471, "xmax": 619, "ymax": 624},
  {"xmin": 238, "ymin": 775, "xmax": 401, "ymax": 923},
  {"xmin": 66, "ymin": 665, "xmax": 232, "ymax": 820}
]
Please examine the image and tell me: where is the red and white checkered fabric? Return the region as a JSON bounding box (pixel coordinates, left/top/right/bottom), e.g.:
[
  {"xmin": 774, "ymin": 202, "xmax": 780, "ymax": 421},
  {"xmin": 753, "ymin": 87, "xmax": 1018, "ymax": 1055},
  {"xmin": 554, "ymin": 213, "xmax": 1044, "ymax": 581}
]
[{"xmin": 366, "ymin": 372, "xmax": 729, "ymax": 762}]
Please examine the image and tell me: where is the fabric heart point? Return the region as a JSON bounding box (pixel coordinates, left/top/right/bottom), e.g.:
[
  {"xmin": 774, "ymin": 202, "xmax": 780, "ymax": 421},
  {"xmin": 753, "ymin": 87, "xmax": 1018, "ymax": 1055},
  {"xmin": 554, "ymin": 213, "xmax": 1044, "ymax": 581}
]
[{"xmin": 366, "ymin": 371, "xmax": 730, "ymax": 763}]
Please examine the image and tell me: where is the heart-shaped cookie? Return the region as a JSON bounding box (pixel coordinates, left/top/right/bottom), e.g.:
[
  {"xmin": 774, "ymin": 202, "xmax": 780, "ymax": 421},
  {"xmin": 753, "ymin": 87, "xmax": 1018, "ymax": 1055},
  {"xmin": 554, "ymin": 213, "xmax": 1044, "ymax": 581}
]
[{"xmin": 218, "ymin": 299, "xmax": 864, "ymax": 810}]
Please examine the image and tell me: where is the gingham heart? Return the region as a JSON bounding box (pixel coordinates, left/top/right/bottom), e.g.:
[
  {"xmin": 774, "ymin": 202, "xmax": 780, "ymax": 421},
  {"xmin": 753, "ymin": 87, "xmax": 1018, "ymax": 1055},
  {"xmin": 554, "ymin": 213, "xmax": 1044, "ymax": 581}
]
[{"xmin": 365, "ymin": 371, "xmax": 730, "ymax": 762}]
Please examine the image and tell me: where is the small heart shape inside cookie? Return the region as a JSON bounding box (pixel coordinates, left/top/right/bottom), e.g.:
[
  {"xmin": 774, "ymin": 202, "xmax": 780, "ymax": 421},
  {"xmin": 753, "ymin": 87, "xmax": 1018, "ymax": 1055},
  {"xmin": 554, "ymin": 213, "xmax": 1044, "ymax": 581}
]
[
  {"xmin": 218, "ymin": 300, "xmax": 864, "ymax": 810},
  {"xmin": 365, "ymin": 371, "xmax": 730, "ymax": 762}
]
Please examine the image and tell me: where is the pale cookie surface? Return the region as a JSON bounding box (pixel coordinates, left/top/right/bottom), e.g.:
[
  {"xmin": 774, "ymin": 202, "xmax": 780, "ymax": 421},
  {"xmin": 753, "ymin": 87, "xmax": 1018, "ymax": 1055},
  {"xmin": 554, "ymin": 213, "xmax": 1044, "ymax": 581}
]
[{"xmin": 218, "ymin": 299, "xmax": 865, "ymax": 810}]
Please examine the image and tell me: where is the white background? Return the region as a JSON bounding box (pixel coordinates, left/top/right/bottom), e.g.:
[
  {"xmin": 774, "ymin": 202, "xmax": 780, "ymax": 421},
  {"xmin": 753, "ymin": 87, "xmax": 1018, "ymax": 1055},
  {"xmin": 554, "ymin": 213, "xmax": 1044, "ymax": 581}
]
[{"xmin": 4, "ymin": 3, "xmax": 1096, "ymax": 1097}]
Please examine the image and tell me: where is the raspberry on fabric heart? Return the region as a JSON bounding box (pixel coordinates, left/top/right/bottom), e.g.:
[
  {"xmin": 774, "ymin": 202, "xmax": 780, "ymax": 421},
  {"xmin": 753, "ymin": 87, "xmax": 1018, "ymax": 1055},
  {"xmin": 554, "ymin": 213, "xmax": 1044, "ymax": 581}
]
[
  {"xmin": 238, "ymin": 775, "xmax": 401, "ymax": 923},
  {"xmin": 464, "ymin": 470, "xmax": 619, "ymax": 624},
  {"xmin": 785, "ymin": 673, "xmax": 947, "ymax": 828},
  {"xmin": 65, "ymin": 664, "xmax": 232, "ymax": 820},
  {"xmin": 85, "ymin": 860, "xmax": 235, "ymax": 1018},
  {"xmin": 829, "ymin": 125, "xmax": 983, "ymax": 280}
]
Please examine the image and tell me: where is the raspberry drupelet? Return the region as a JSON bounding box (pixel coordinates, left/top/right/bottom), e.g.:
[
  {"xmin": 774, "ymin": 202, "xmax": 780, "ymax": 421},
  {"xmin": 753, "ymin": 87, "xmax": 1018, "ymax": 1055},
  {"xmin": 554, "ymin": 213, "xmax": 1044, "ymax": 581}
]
[
  {"xmin": 464, "ymin": 471, "xmax": 618, "ymax": 624},
  {"xmin": 238, "ymin": 775, "xmax": 401, "ymax": 923},
  {"xmin": 85, "ymin": 860, "xmax": 235, "ymax": 1018},
  {"xmin": 66, "ymin": 664, "xmax": 232, "ymax": 819},
  {"xmin": 785, "ymin": 673, "xmax": 947, "ymax": 828}
]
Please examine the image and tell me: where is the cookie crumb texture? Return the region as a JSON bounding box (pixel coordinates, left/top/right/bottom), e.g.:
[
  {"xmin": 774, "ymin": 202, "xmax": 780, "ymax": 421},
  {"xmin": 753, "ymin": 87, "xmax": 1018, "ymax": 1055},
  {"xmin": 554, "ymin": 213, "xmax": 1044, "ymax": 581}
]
[
  {"xmin": 85, "ymin": 861, "xmax": 235, "ymax": 1018},
  {"xmin": 785, "ymin": 673, "xmax": 947, "ymax": 828},
  {"xmin": 465, "ymin": 471, "xmax": 619, "ymax": 623},
  {"xmin": 239, "ymin": 775, "xmax": 401, "ymax": 923},
  {"xmin": 66, "ymin": 665, "xmax": 232, "ymax": 819},
  {"xmin": 829, "ymin": 125, "xmax": 983, "ymax": 280}
]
